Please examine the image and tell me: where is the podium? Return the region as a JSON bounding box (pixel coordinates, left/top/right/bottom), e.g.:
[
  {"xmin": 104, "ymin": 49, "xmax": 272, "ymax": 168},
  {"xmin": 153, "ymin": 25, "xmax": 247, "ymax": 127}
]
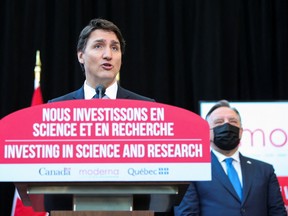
[
  {"xmin": 1, "ymin": 100, "xmax": 211, "ymax": 214},
  {"xmin": 50, "ymin": 210, "xmax": 154, "ymax": 216},
  {"xmin": 15, "ymin": 182, "xmax": 180, "ymax": 215}
]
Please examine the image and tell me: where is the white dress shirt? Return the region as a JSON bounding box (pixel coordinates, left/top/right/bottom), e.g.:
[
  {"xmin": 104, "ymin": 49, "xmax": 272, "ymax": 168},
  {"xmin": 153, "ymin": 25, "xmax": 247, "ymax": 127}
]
[
  {"xmin": 83, "ymin": 81, "xmax": 118, "ymax": 99},
  {"xmin": 212, "ymin": 149, "xmax": 243, "ymax": 186}
]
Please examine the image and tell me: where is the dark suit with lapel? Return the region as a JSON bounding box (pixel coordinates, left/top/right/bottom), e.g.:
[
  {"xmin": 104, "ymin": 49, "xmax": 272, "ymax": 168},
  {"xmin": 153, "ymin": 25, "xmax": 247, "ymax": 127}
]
[
  {"xmin": 49, "ymin": 85, "xmax": 155, "ymax": 102},
  {"xmin": 45, "ymin": 85, "xmax": 154, "ymax": 212},
  {"xmin": 175, "ymin": 151, "xmax": 286, "ymax": 216}
]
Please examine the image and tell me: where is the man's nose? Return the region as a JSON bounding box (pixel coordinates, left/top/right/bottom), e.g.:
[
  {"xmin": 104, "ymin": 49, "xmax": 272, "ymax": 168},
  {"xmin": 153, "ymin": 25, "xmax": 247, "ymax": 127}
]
[
  {"xmin": 103, "ymin": 47, "xmax": 112, "ymax": 60},
  {"xmin": 223, "ymin": 118, "xmax": 231, "ymax": 124}
]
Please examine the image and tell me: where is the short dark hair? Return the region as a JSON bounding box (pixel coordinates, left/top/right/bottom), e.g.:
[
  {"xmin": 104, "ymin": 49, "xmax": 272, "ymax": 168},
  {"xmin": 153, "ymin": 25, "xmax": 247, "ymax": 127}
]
[
  {"xmin": 77, "ymin": 18, "xmax": 126, "ymax": 54},
  {"xmin": 205, "ymin": 100, "xmax": 241, "ymax": 122}
]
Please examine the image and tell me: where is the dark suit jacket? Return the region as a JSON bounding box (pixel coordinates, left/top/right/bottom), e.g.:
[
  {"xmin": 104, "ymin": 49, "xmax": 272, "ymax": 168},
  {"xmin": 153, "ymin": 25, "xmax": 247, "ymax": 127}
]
[
  {"xmin": 175, "ymin": 151, "xmax": 286, "ymax": 216},
  {"xmin": 48, "ymin": 85, "xmax": 155, "ymax": 102},
  {"xmin": 45, "ymin": 85, "xmax": 155, "ymax": 212}
]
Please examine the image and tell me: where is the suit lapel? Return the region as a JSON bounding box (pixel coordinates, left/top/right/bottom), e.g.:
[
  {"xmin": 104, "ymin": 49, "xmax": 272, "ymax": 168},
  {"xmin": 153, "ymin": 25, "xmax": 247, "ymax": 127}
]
[
  {"xmin": 239, "ymin": 154, "xmax": 254, "ymax": 203},
  {"xmin": 211, "ymin": 152, "xmax": 242, "ymax": 202},
  {"xmin": 72, "ymin": 86, "xmax": 85, "ymax": 99},
  {"xmin": 116, "ymin": 86, "xmax": 129, "ymax": 99}
]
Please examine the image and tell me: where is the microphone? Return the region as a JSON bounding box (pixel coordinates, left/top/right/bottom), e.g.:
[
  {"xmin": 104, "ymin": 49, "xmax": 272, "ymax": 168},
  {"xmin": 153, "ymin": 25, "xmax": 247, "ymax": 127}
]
[{"xmin": 95, "ymin": 85, "xmax": 106, "ymax": 99}]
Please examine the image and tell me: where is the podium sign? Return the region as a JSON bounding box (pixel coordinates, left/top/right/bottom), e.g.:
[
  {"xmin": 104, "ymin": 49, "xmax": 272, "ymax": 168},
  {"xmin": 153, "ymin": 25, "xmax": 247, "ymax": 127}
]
[{"xmin": 0, "ymin": 100, "xmax": 211, "ymax": 182}]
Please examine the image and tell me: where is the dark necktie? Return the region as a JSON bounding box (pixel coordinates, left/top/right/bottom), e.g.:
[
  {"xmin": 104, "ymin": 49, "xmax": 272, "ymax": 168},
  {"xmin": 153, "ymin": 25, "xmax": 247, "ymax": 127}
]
[
  {"xmin": 92, "ymin": 93, "xmax": 108, "ymax": 99},
  {"xmin": 92, "ymin": 93, "xmax": 100, "ymax": 99},
  {"xmin": 225, "ymin": 158, "xmax": 242, "ymax": 200},
  {"xmin": 93, "ymin": 85, "xmax": 106, "ymax": 99}
]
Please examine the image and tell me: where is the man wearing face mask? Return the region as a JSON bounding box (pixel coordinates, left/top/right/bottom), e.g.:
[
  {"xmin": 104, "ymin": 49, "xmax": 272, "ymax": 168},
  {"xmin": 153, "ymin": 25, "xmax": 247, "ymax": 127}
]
[{"xmin": 174, "ymin": 100, "xmax": 287, "ymax": 216}]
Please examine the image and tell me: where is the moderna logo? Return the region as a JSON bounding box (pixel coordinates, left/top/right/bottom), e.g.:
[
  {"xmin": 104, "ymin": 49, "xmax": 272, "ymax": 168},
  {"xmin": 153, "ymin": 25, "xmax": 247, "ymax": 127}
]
[
  {"xmin": 79, "ymin": 168, "xmax": 119, "ymax": 177},
  {"xmin": 241, "ymin": 128, "xmax": 288, "ymax": 148}
]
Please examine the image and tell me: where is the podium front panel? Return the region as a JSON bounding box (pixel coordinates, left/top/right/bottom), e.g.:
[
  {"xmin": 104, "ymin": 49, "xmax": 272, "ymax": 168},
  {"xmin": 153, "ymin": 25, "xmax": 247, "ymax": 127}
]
[{"xmin": 51, "ymin": 211, "xmax": 154, "ymax": 216}]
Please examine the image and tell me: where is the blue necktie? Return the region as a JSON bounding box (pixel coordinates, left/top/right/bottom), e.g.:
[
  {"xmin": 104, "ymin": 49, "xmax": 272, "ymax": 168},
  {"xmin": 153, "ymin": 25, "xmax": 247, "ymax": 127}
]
[
  {"xmin": 93, "ymin": 94, "xmax": 108, "ymax": 99},
  {"xmin": 225, "ymin": 158, "xmax": 242, "ymax": 200},
  {"xmin": 92, "ymin": 93, "xmax": 99, "ymax": 99}
]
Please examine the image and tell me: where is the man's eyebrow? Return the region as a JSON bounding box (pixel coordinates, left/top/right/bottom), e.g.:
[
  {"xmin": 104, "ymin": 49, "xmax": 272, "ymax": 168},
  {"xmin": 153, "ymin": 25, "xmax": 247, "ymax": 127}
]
[
  {"xmin": 90, "ymin": 39, "xmax": 105, "ymax": 44},
  {"xmin": 213, "ymin": 118, "xmax": 224, "ymax": 122},
  {"xmin": 110, "ymin": 40, "xmax": 120, "ymax": 45},
  {"xmin": 228, "ymin": 117, "xmax": 240, "ymax": 121},
  {"xmin": 92, "ymin": 39, "xmax": 120, "ymax": 45}
]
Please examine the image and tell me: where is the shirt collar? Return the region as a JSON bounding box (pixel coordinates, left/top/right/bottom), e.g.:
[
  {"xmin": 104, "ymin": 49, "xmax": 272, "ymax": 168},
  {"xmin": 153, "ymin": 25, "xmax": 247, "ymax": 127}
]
[
  {"xmin": 105, "ymin": 81, "xmax": 117, "ymax": 99},
  {"xmin": 84, "ymin": 81, "xmax": 118, "ymax": 99},
  {"xmin": 212, "ymin": 149, "xmax": 240, "ymax": 163}
]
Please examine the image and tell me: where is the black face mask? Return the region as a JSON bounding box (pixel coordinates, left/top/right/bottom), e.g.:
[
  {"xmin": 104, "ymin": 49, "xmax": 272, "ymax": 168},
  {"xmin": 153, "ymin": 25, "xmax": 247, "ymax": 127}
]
[{"xmin": 213, "ymin": 123, "xmax": 240, "ymax": 150}]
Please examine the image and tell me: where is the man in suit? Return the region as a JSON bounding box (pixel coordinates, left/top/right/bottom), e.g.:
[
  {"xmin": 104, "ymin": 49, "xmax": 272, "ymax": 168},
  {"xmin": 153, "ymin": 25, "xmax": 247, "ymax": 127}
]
[
  {"xmin": 175, "ymin": 100, "xmax": 287, "ymax": 216},
  {"xmin": 45, "ymin": 18, "xmax": 154, "ymax": 212},
  {"xmin": 49, "ymin": 18, "xmax": 154, "ymax": 103}
]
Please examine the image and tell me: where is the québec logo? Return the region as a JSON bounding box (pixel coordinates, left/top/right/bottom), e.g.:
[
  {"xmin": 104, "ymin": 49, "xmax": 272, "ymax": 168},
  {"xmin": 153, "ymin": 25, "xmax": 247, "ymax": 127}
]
[
  {"xmin": 39, "ymin": 167, "xmax": 71, "ymax": 176},
  {"xmin": 128, "ymin": 167, "xmax": 169, "ymax": 176},
  {"xmin": 158, "ymin": 167, "xmax": 169, "ymax": 175}
]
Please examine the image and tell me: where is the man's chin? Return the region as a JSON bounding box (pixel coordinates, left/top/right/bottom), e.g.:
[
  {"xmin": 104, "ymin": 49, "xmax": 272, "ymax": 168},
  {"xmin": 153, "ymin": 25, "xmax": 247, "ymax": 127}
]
[{"xmin": 98, "ymin": 76, "xmax": 117, "ymax": 86}]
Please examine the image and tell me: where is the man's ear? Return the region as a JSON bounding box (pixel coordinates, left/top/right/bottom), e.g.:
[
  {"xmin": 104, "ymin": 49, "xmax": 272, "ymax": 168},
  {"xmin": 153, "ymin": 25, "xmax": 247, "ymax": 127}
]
[
  {"xmin": 77, "ymin": 51, "xmax": 84, "ymax": 64},
  {"xmin": 239, "ymin": 127, "xmax": 243, "ymax": 139},
  {"xmin": 77, "ymin": 52, "xmax": 85, "ymax": 72}
]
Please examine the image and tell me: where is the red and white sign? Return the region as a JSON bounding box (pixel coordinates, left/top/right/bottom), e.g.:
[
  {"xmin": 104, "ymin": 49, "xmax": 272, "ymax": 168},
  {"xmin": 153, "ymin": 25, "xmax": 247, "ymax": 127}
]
[{"xmin": 0, "ymin": 100, "xmax": 211, "ymax": 182}]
